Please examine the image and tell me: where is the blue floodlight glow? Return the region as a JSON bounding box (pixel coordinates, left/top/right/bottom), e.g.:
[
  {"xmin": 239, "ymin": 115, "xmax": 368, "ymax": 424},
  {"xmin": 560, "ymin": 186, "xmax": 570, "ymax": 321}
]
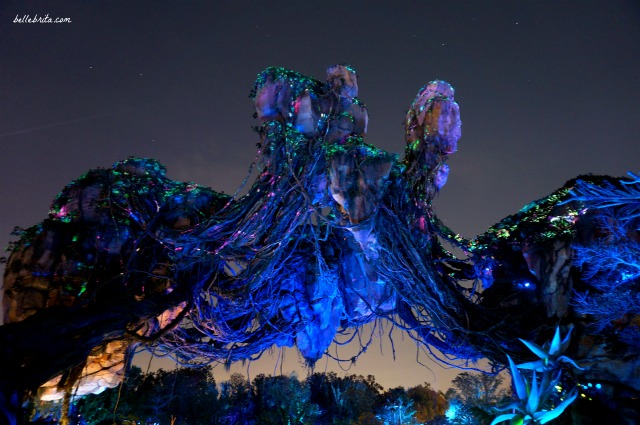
[{"xmin": 446, "ymin": 403, "xmax": 460, "ymax": 420}]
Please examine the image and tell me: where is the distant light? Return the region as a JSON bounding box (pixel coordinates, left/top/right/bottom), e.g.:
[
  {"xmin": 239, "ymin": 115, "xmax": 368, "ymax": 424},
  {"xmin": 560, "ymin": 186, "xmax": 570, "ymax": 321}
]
[{"xmin": 595, "ymin": 383, "xmax": 602, "ymax": 390}]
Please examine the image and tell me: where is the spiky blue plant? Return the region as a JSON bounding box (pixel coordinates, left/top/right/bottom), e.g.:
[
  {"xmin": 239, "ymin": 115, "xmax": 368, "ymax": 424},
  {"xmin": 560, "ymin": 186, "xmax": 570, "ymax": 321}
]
[{"xmin": 491, "ymin": 327, "xmax": 579, "ymax": 425}]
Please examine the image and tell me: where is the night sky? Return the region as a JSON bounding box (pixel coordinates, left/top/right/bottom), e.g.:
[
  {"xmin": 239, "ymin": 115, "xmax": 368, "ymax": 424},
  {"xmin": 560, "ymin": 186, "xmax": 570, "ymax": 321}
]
[{"xmin": 1, "ymin": 1, "xmax": 639, "ymax": 392}]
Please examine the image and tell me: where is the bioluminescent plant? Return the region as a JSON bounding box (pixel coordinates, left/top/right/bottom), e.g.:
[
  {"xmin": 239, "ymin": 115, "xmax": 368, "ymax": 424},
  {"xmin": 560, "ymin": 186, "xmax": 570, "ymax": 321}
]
[{"xmin": 491, "ymin": 327, "xmax": 579, "ymax": 425}]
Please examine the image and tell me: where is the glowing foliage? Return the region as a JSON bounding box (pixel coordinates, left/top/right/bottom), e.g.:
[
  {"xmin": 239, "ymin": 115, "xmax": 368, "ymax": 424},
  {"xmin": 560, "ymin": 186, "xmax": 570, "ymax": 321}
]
[
  {"xmin": 516, "ymin": 326, "xmax": 582, "ymax": 372},
  {"xmin": 568, "ymin": 176, "xmax": 640, "ymax": 331},
  {"xmin": 492, "ymin": 327, "xmax": 580, "ymax": 425}
]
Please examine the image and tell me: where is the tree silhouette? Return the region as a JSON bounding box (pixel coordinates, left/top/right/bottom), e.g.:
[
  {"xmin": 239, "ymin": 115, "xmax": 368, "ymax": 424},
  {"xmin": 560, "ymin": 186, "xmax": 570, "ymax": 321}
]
[
  {"xmin": 406, "ymin": 383, "xmax": 447, "ymax": 423},
  {"xmin": 445, "ymin": 372, "xmax": 510, "ymax": 425},
  {"xmin": 217, "ymin": 373, "xmax": 253, "ymax": 425},
  {"xmin": 72, "ymin": 366, "xmax": 218, "ymax": 425},
  {"xmin": 251, "ymin": 374, "xmax": 319, "ymax": 425},
  {"xmin": 377, "ymin": 397, "xmax": 417, "ymax": 425},
  {"xmin": 307, "ymin": 372, "xmax": 383, "ymax": 425}
]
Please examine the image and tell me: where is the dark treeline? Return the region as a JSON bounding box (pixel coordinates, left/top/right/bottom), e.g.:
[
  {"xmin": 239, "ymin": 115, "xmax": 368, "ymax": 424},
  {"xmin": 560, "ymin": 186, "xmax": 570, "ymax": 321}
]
[{"xmin": 30, "ymin": 366, "xmax": 513, "ymax": 425}]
